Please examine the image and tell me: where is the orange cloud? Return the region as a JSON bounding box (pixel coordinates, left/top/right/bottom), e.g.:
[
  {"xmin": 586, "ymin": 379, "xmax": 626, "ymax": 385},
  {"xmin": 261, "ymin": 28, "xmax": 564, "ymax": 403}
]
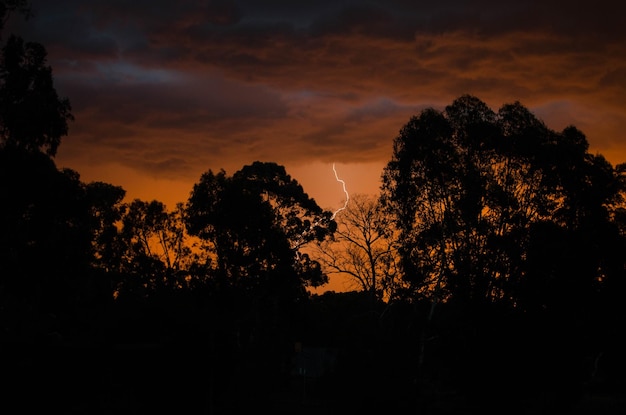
[{"xmin": 4, "ymin": 0, "xmax": 624, "ymax": 214}]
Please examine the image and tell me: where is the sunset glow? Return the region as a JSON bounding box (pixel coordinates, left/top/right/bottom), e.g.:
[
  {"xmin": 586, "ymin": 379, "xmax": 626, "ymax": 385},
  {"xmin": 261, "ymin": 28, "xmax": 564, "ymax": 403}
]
[
  {"xmin": 4, "ymin": 4, "xmax": 626, "ymax": 411},
  {"xmin": 5, "ymin": 1, "xmax": 624, "ymax": 215}
]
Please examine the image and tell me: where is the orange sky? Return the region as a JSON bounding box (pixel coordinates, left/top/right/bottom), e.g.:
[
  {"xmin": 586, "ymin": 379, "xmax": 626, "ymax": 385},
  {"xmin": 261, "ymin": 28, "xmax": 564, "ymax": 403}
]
[
  {"xmin": 6, "ymin": 1, "xmax": 625, "ymax": 211},
  {"xmin": 5, "ymin": 1, "xmax": 626, "ymax": 289}
]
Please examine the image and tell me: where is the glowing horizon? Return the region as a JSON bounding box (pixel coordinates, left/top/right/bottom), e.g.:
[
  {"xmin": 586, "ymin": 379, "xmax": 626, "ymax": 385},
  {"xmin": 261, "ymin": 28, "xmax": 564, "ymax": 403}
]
[{"xmin": 6, "ymin": 0, "xmax": 625, "ymax": 292}]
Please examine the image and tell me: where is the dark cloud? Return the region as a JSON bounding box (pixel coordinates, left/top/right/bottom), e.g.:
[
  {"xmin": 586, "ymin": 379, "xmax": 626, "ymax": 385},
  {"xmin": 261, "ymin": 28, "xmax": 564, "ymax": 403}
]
[
  {"xmin": 2, "ymin": 0, "xmax": 624, "ymax": 209},
  {"xmin": 308, "ymin": 4, "xmax": 417, "ymax": 40}
]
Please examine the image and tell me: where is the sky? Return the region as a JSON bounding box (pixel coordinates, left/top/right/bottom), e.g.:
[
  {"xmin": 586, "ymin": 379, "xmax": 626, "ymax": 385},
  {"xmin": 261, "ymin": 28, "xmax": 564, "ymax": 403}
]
[{"xmin": 4, "ymin": 0, "xmax": 626, "ymax": 214}]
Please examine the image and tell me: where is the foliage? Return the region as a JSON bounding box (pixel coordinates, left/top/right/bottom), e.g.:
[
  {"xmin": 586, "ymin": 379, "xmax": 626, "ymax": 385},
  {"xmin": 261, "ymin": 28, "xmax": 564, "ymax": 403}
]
[
  {"xmin": 313, "ymin": 193, "xmax": 403, "ymax": 301},
  {"xmin": 0, "ymin": 146, "xmax": 121, "ymax": 341},
  {"xmin": 380, "ymin": 95, "xmax": 626, "ymax": 312},
  {"xmin": 0, "ymin": 35, "xmax": 73, "ymax": 156},
  {"xmin": 113, "ymin": 199, "xmax": 203, "ymax": 298},
  {"xmin": 186, "ymin": 161, "xmax": 334, "ymax": 295}
]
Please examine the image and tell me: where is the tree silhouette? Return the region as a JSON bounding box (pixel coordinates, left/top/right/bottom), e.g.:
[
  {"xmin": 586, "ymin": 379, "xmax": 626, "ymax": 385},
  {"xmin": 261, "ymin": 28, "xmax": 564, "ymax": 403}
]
[
  {"xmin": 111, "ymin": 199, "xmax": 194, "ymax": 299},
  {"xmin": 0, "ymin": 35, "xmax": 73, "ymax": 156},
  {"xmin": 0, "ymin": 18, "xmax": 85, "ymax": 343},
  {"xmin": 186, "ymin": 161, "xmax": 334, "ymax": 296},
  {"xmin": 183, "ymin": 161, "xmax": 338, "ymax": 411},
  {"xmin": 313, "ymin": 193, "xmax": 401, "ymax": 302},
  {"xmin": 86, "ymin": 180, "xmax": 126, "ymax": 276},
  {"xmin": 381, "ymin": 94, "xmax": 626, "ymax": 310},
  {"xmin": 0, "ymin": 147, "xmax": 104, "ymax": 340},
  {"xmin": 380, "ymin": 94, "xmax": 626, "ymax": 411}
]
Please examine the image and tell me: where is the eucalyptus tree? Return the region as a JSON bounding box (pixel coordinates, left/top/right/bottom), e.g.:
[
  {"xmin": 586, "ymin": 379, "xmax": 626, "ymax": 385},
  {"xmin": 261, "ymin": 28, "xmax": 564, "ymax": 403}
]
[
  {"xmin": 0, "ymin": 19, "xmax": 85, "ymax": 338},
  {"xmin": 0, "ymin": 148, "xmax": 124, "ymax": 339},
  {"xmin": 85, "ymin": 181, "xmax": 127, "ymax": 276},
  {"xmin": 185, "ymin": 162, "xmax": 335, "ymax": 343},
  {"xmin": 184, "ymin": 161, "xmax": 336, "ymax": 406},
  {"xmin": 0, "ymin": 35, "xmax": 72, "ymax": 156},
  {"xmin": 380, "ymin": 94, "xmax": 626, "ymax": 310},
  {"xmin": 380, "ymin": 94, "xmax": 626, "ymax": 409},
  {"xmin": 186, "ymin": 162, "xmax": 334, "ymax": 296},
  {"xmin": 313, "ymin": 193, "xmax": 401, "ymax": 302},
  {"xmin": 111, "ymin": 199, "xmax": 196, "ymax": 299}
]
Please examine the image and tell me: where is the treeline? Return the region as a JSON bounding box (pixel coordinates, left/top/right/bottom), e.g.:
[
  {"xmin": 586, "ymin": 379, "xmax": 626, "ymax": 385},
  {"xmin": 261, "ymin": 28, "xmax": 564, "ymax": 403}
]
[{"xmin": 2, "ymin": 3, "xmax": 626, "ymax": 413}]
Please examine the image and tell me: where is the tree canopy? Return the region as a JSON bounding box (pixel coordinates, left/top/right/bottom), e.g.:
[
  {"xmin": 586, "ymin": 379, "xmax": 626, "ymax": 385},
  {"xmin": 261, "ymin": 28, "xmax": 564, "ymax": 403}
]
[
  {"xmin": 0, "ymin": 35, "xmax": 73, "ymax": 156},
  {"xmin": 380, "ymin": 94, "xmax": 626, "ymax": 313},
  {"xmin": 186, "ymin": 161, "xmax": 334, "ymax": 296}
]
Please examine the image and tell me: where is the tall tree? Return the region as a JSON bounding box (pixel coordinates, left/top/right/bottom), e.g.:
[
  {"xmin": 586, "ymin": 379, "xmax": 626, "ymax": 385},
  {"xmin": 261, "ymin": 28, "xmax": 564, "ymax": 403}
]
[
  {"xmin": 185, "ymin": 162, "xmax": 335, "ymax": 342},
  {"xmin": 313, "ymin": 193, "xmax": 401, "ymax": 302},
  {"xmin": 85, "ymin": 181, "xmax": 126, "ymax": 275},
  {"xmin": 186, "ymin": 161, "xmax": 334, "ymax": 295},
  {"xmin": 380, "ymin": 94, "xmax": 626, "ymax": 309},
  {"xmin": 185, "ymin": 161, "xmax": 336, "ymax": 409},
  {"xmin": 113, "ymin": 199, "xmax": 195, "ymax": 299},
  {"xmin": 380, "ymin": 94, "xmax": 626, "ymax": 410},
  {"xmin": 0, "ymin": 148, "xmax": 98, "ymax": 335},
  {"xmin": 0, "ymin": 34, "xmax": 73, "ymax": 156}
]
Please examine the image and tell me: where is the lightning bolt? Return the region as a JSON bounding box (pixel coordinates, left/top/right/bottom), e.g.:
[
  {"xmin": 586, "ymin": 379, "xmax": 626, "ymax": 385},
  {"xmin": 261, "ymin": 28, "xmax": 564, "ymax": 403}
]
[
  {"xmin": 331, "ymin": 162, "xmax": 349, "ymax": 220},
  {"xmin": 292, "ymin": 163, "xmax": 350, "ymax": 251}
]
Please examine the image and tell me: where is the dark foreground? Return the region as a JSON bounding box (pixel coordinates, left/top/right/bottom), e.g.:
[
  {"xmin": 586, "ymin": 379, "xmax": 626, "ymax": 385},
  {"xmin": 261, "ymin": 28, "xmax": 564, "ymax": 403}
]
[{"xmin": 3, "ymin": 340, "xmax": 625, "ymax": 415}]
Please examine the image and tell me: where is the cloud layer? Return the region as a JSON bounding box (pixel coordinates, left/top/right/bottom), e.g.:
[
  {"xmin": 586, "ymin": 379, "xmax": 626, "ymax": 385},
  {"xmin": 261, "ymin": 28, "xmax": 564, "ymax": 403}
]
[{"xmin": 5, "ymin": 0, "xmax": 626, "ymax": 209}]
